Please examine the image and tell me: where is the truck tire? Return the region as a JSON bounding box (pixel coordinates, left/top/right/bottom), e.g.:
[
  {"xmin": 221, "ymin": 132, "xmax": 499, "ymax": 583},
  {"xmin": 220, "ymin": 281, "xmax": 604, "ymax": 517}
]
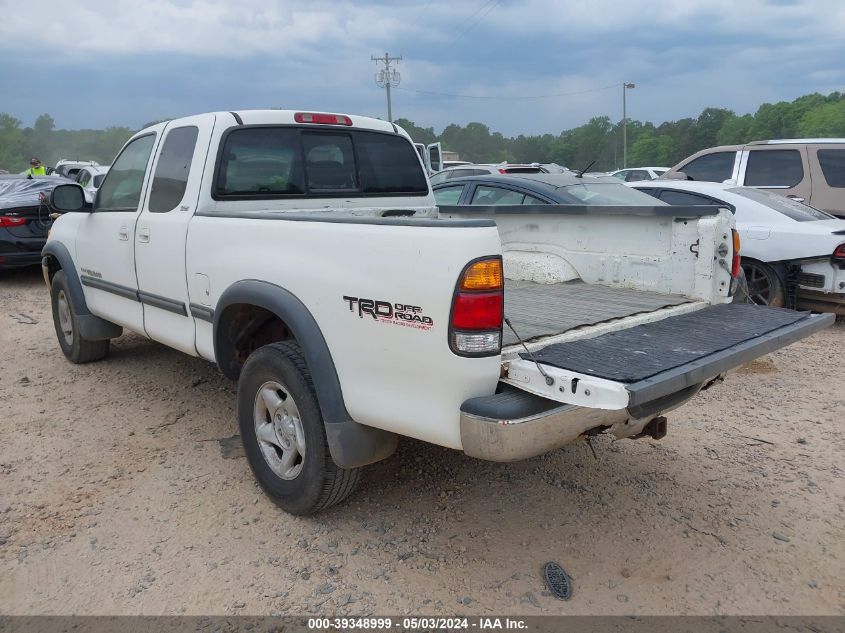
[
  {"xmin": 741, "ymin": 259, "xmax": 785, "ymax": 307},
  {"xmin": 50, "ymin": 270, "xmax": 110, "ymax": 363},
  {"xmin": 238, "ymin": 341, "xmax": 361, "ymax": 515}
]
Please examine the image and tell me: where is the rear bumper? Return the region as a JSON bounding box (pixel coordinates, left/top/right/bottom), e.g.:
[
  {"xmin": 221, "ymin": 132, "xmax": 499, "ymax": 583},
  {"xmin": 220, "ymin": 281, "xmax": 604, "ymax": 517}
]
[
  {"xmin": 461, "ymin": 306, "xmax": 835, "ymax": 462},
  {"xmin": 1, "ymin": 233, "xmax": 48, "ymax": 269},
  {"xmin": 459, "ymin": 384, "xmax": 701, "ymax": 462},
  {"xmin": 0, "ymin": 251, "xmax": 43, "ymax": 269}
]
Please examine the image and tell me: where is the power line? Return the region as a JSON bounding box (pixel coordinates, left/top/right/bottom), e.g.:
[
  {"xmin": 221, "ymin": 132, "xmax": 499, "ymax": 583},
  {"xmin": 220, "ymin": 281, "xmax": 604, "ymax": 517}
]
[
  {"xmin": 393, "ymin": 82, "xmax": 621, "ymax": 100},
  {"xmin": 410, "ymin": 0, "xmax": 434, "ymax": 26},
  {"xmin": 444, "ymin": 0, "xmax": 499, "ymax": 50}
]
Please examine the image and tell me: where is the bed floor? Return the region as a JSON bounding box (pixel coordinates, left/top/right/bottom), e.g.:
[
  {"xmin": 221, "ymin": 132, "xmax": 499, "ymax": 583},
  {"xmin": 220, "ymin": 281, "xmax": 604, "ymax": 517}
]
[{"xmin": 503, "ymin": 279, "xmax": 691, "ymax": 347}]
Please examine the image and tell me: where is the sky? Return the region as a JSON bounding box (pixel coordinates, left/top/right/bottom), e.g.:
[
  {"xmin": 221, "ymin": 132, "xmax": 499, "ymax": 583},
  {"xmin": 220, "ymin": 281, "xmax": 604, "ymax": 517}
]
[{"xmin": 1, "ymin": 0, "xmax": 844, "ymax": 137}]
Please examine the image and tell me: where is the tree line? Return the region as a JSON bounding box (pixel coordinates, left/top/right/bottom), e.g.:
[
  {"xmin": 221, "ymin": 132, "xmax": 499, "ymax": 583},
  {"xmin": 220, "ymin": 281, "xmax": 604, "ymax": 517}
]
[
  {"xmin": 1, "ymin": 91, "xmax": 843, "ymax": 174},
  {"xmin": 399, "ymin": 91, "xmax": 845, "ymax": 170}
]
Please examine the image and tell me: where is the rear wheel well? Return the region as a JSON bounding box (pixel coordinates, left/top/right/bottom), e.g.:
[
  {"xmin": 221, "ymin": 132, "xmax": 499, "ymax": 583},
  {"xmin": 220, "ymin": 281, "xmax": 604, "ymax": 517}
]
[{"xmin": 216, "ymin": 303, "xmax": 294, "ymax": 379}]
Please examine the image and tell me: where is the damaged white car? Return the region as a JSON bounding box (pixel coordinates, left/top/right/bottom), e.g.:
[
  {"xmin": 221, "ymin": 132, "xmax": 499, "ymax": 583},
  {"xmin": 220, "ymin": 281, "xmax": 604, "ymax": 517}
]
[{"xmin": 631, "ymin": 180, "xmax": 845, "ymax": 315}]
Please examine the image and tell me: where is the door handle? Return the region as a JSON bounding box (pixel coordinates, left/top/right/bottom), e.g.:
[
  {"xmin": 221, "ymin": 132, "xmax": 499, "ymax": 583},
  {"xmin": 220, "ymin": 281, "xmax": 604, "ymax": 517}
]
[
  {"xmin": 138, "ymin": 227, "xmax": 150, "ymax": 243},
  {"xmin": 787, "ymin": 195, "xmax": 805, "ymax": 203},
  {"xmin": 118, "ymin": 226, "xmax": 129, "ymax": 241}
]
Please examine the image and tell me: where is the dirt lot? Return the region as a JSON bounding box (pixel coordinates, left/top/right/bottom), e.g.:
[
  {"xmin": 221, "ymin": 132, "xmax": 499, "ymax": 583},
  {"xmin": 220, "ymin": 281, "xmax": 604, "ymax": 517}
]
[{"xmin": 1, "ymin": 266, "xmax": 843, "ymax": 616}]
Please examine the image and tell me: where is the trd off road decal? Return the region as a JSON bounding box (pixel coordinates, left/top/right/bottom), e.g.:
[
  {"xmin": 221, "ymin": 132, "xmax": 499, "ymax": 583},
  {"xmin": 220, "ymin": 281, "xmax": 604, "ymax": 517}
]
[{"xmin": 342, "ymin": 296, "xmax": 434, "ymax": 331}]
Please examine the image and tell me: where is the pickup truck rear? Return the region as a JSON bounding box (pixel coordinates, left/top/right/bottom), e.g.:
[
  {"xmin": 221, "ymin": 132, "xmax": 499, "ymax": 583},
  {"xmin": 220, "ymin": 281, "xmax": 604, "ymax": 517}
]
[
  {"xmin": 437, "ymin": 200, "xmax": 833, "ymax": 459},
  {"xmin": 41, "ymin": 109, "xmax": 834, "ymax": 514}
]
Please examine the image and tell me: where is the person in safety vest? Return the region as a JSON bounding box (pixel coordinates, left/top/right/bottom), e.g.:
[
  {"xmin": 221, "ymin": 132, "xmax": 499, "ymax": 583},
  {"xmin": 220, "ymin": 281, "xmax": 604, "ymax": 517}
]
[{"xmin": 25, "ymin": 158, "xmax": 47, "ymax": 178}]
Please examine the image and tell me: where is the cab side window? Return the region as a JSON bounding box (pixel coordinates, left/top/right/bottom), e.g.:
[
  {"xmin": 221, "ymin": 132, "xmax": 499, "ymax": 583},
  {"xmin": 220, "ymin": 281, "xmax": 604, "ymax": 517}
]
[
  {"xmin": 96, "ymin": 134, "xmax": 156, "ymax": 211},
  {"xmin": 149, "ymin": 126, "xmax": 199, "ymax": 213}
]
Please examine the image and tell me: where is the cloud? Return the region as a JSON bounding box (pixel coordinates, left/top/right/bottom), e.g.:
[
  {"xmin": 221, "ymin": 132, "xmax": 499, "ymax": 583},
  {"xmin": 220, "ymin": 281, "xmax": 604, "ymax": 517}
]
[
  {"xmin": 1, "ymin": 0, "xmax": 408, "ymax": 58},
  {"xmin": 1, "ymin": 0, "xmax": 843, "ymax": 135}
]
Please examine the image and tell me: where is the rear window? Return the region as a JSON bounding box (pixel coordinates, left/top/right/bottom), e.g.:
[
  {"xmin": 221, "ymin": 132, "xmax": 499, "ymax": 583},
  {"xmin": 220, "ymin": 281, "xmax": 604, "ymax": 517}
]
[
  {"xmin": 680, "ymin": 151, "xmax": 736, "ymax": 182},
  {"xmin": 817, "ymin": 149, "xmax": 845, "ymax": 188},
  {"xmin": 502, "ymin": 167, "xmax": 542, "ymax": 174},
  {"xmin": 744, "ymin": 149, "xmax": 803, "ymax": 187},
  {"xmin": 558, "ymin": 182, "xmax": 668, "ymax": 206},
  {"xmin": 215, "ymin": 127, "xmax": 427, "ymax": 198},
  {"xmin": 727, "ymin": 187, "xmax": 833, "ymax": 221},
  {"xmin": 658, "ymin": 189, "xmax": 723, "ymax": 207},
  {"xmin": 446, "ymin": 169, "xmax": 489, "ymax": 179}
]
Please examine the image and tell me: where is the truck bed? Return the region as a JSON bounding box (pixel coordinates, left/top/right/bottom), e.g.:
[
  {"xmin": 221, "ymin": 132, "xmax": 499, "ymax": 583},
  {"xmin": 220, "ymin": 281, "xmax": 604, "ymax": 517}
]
[{"xmin": 503, "ymin": 280, "xmax": 691, "ymax": 347}]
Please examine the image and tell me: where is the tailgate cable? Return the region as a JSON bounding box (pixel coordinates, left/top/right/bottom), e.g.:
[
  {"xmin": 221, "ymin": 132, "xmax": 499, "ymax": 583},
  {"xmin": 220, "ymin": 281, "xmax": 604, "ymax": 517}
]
[
  {"xmin": 717, "ymin": 259, "xmax": 756, "ymax": 304},
  {"xmin": 504, "ymin": 316, "xmax": 555, "ymax": 386}
]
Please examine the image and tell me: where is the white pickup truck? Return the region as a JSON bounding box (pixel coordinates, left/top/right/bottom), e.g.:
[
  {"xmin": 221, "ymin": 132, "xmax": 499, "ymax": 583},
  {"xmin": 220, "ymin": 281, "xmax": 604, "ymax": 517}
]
[{"xmin": 42, "ymin": 110, "xmax": 834, "ymax": 515}]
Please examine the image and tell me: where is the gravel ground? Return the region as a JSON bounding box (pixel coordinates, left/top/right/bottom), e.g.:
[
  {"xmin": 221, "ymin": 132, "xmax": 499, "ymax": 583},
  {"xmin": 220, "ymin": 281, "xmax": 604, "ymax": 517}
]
[{"xmin": 1, "ymin": 267, "xmax": 843, "ymax": 616}]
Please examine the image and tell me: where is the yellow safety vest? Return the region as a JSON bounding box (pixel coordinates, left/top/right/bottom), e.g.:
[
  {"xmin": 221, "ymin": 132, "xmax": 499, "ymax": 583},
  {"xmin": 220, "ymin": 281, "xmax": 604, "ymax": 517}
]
[{"xmin": 26, "ymin": 166, "xmax": 47, "ymax": 177}]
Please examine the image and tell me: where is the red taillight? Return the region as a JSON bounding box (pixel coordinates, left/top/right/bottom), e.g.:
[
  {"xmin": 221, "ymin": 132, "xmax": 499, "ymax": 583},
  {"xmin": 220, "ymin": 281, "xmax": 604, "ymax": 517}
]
[
  {"xmin": 294, "ymin": 112, "xmax": 353, "ymax": 126},
  {"xmin": 0, "ymin": 216, "xmax": 26, "ymax": 227},
  {"xmin": 498, "ymin": 168, "xmax": 507, "ymax": 174},
  {"xmin": 731, "ymin": 229, "xmax": 741, "ymax": 278},
  {"xmin": 450, "ymin": 257, "xmax": 503, "ymax": 356},
  {"xmin": 452, "ymin": 292, "xmax": 503, "ymax": 330},
  {"xmin": 834, "ymin": 243, "xmax": 845, "ymax": 259}
]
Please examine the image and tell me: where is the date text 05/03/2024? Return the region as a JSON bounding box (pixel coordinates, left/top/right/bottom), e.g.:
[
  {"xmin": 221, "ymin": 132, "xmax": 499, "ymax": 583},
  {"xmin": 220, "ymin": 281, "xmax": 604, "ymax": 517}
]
[{"xmin": 307, "ymin": 617, "xmax": 528, "ymax": 630}]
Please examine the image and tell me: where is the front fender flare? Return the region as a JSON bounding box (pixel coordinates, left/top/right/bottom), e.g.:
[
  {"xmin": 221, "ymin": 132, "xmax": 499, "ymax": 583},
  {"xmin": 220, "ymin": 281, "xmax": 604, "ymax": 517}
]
[
  {"xmin": 214, "ymin": 279, "xmax": 397, "ymax": 469},
  {"xmin": 41, "ymin": 241, "xmax": 123, "ymax": 341}
]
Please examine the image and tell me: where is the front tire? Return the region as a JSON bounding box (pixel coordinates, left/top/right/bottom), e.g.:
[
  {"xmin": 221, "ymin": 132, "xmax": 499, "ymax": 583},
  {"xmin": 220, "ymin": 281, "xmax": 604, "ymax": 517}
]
[
  {"xmin": 238, "ymin": 341, "xmax": 360, "ymax": 515},
  {"xmin": 741, "ymin": 259, "xmax": 785, "ymax": 307},
  {"xmin": 50, "ymin": 270, "xmax": 110, "ymax": 363}
]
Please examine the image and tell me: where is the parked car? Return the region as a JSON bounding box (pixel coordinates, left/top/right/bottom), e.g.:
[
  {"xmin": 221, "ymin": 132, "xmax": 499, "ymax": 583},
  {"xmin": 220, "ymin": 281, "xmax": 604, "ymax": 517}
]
[
  {"xmin": 609, "ymin": 167, "xmax": 668, "ymax": 182},
  {"xmin": 630, "ymin": 180, "xmax": 845, "ymax": 314},
  {"xmin": 662, "ymin": 139, "xmax": 845, "ymax": 219},
  {"xmin": 42, "ymin": 109, "xmax": 831, "ymax": 515},
  {"xmin": 442, "ymin": 160, "xmax": 472, "ymax": 169},
  {"xmin": 0, "ymin": 175, "xmax": 74, "ymax": 269},
  {"xmin": 432, "ymin": 172, "xmax": 670, "ymax": 207},
  {"xmin": 536, "ymin": 163, "xmax": 570, "ymax": 173},
  {"xmin": 412, "ymin": 142, "xmax": 443, "ymax": 175},
  {"xmin": 53, "ymin": 159, "xmax": 100, "ymax": 180},
  {"xmin": 430, "ymin": 163, "xmax": 549, "ymax": 185},
  {"xmin": 75, "ymin": 165, "xmax": 110, "ymax": 203}
]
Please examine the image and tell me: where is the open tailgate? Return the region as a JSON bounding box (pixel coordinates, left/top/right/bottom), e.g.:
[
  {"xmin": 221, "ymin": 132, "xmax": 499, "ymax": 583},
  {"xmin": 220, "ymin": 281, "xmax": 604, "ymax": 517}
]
[{"xmin": 502, "ymin": 303, "xmax": 834, "ymax": 411}]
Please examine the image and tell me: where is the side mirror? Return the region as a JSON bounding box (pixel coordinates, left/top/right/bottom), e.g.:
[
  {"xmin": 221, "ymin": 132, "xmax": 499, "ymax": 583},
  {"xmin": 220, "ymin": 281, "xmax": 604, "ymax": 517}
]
[{"xmin": 50, "ymin": 184, "xmax": 89, "ymax": 212}]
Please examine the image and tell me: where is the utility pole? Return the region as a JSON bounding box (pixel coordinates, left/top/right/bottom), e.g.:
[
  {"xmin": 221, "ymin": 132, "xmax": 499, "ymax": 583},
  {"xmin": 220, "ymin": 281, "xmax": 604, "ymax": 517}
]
[
  {"xmin": 372, "ymin": 53, "xmax": 402, "ymax": 123},
  {"xmin": 622, "ymin": 82, "xmax": 636, "ymax": 168}
]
